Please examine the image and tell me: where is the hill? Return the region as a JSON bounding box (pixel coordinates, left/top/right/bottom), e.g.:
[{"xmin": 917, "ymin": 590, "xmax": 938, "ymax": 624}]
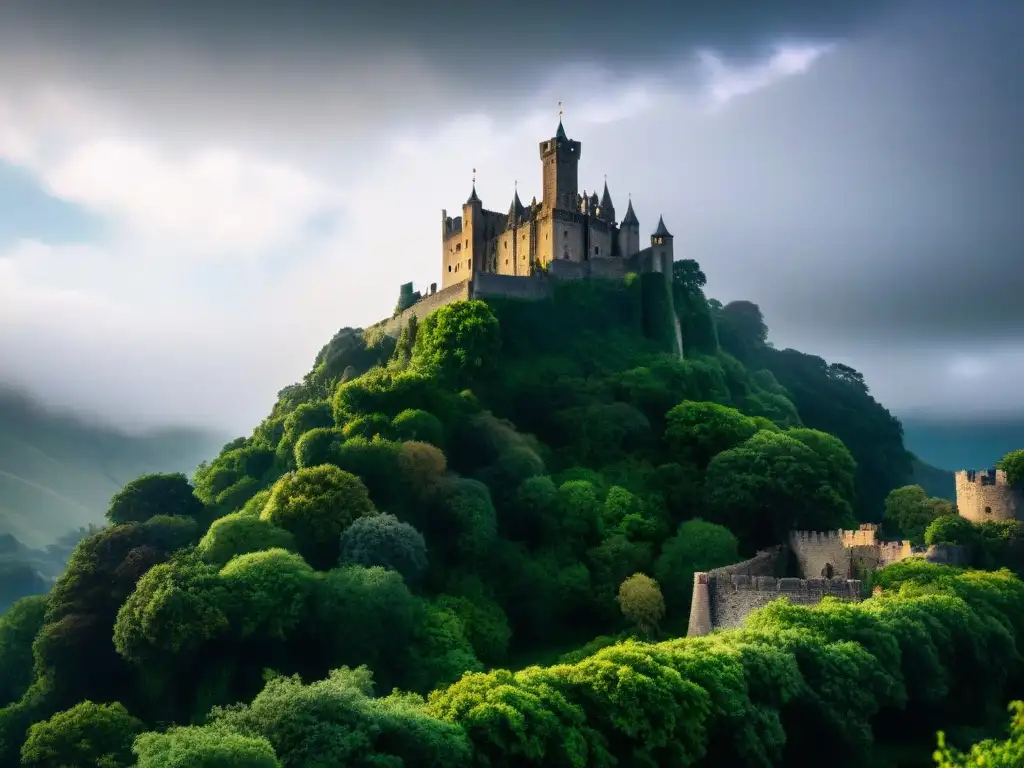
[
  {"xmin": 0, "ymin": 385, "xmax": 226, "ymax": 548},
  {"xmin": 0, "ymin": 264, "xmax": 1018, "ymax": 767}
]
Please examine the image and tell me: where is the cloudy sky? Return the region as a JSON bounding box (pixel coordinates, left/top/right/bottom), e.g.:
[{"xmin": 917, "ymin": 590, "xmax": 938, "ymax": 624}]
[{"xmin": 0, "ymin": 0, "xmax": 1021, "ymax": 434}]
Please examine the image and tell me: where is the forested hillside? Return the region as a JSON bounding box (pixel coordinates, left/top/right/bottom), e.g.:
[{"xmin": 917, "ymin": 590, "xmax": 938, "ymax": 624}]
[
  {"xmin": 0, "ymin": 386, "xmax": 224, "ymax": 548},
  {"xmin": 0, "ymin": 263, "xmax": 1020, "ymax": 767}
]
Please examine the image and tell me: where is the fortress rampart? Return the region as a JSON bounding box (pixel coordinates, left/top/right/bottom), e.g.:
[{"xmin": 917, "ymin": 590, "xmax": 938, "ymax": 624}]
[
  {"xmin": 688, "ymin": 569, "xmax": 861, "ymax": 637},
  {"xmin": 688, "ymin": 524, "xmax": 964, "ymax": 637},
  {"xmin": 955, "ymin": 469, "xmax": 1022, "ymax": 522}
]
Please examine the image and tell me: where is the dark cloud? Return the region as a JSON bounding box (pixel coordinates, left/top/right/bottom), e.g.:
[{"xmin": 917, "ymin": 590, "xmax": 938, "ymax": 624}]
[{"xmin": 0, "ymin": 0, "xmax": 921, "ymax": 151}]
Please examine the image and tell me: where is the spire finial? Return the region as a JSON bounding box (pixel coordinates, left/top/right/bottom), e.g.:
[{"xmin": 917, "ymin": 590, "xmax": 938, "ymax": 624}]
[
  {"xmin": 558, "ymin": 101, "xmax": 563, "ymax": 122},
  {"xmin": 514, "ymin": 179, "xmax": 518, "ymax": 191},
  {"xmin": 472, "ymin": 167, "xmax": 476, "ymax": 185}
]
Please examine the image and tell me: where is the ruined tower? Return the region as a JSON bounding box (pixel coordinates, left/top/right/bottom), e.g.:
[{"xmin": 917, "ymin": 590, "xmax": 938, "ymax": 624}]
[{"xmin": 955, "ymin": 469, "xmax": 1023, "ymax": 522}]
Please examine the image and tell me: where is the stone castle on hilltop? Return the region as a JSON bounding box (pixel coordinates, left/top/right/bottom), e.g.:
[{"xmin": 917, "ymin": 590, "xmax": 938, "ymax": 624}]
[
  {"xmin": 372, "ymin": 114, "xmax": 678, "ymax": 340},
  {"xmin": 441, "ymin": 115, "xmax": 673, "ymax": 288}
]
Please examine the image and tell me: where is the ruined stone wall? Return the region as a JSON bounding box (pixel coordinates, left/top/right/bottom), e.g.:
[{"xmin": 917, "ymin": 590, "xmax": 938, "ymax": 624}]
[
  {"xmin": 789, "ymin": 531, "xmax": 854, "ymax": 580},
  {"xmin": 686, "ymin": 548, "xmax": 783, "ymax": 636},
  {"xmin": 955, "ymin": 469, "xmax": 1023, "ymax": 522},
  {"xmin": 372, "ymin": 279, "xmax": 471, "ymax": 338}
]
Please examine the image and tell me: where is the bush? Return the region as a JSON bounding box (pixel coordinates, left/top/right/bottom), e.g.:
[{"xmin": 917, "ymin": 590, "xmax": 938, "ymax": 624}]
[
  {"xmin": 261, "ymin": 465, "xmax": 377, "ymax": 569},
  {"xmin": 21, "ymin": 700, "xmax": 143, "ymax": 768},
  {"xmin": 338, "ymin": 514, "xmax": 429, "ymax": 586},
  {"xmin": 107, "ymin": 473, "xmax": 204, "ymax": 525},
  {"xmin": 197, "ymin": 512, "xmax": 298, "ymax": 567}
]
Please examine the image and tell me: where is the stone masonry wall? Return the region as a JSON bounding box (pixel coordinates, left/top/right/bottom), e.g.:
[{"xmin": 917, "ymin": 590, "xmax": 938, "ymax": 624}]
[
  {"xmin": 710, "ymin": 576, "xmax": 861, "ymax": 632},
  {"xmin": 687, "ymin": 548, "xmax": 783, "ymax": 636},
  {"xmin": 789, "ymin": 531, "xmax": 854, "ymax": 580},
  {"xmin": 955, "ymin": 469, "xmax": 1023, "ymax": 522},
  {"xmin": 472, "ymin": 272, "xmax": 551, "ymax": 301},
  {"xmin": 372, "ymin": 279, "xmax": 471, "ymax": 338}
]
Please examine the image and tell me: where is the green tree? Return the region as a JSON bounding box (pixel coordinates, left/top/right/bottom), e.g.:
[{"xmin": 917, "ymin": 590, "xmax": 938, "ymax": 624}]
[
  {"xmin": 338, "ymin": 513, "xmax": 428, "ymax": 585},
  {"xmin": 998, "ymin": 449, "xmax": 1024, "ymax": 489},
  {"xmin": 133, "ymin": 725, "xmax": 281, "ymax": 768},
  {"xmin": 924, "ymin": 514, "xmax": 977, "ymax": 547},
  {"xmin": 219, "ymin": 549, "xmax": 316, "ymax": 640},
  {"xmin": 391, "ymin": 407, "xmax": 444, "ymax": 448},
  {"xmin": 617, "ymin": 573, "xmax": 665, "ymax": 637},
  {"xmin": 705, "ymin": 429, "xmax": 856, "ymax": 549},
  {"xmin": 106, "ymin": 472, "xmax": 204, "ymax": 525},
  {"xmin": 935, "ymin": 701, "xmax": 1024, "ymax": 767},
  {"xmin": 21, "ymin": 700, "xmax": 143, "ymax": 768},
  {"xmin": 654, "ymin": 519, "xmax": 739, "ymax": 617},
  {"xmin": 0, "ymin": 595, "xmax": 48, "ymax": 707},
  {"xmin": 261, "ymin": 465, "xmax": 377, "ymax": 569},
  {"xmin": 206, "ymin": 666, "xmax": 470, "ymax": 767},
  {"xmin": 293, "ymin": 426, "xmax": 344, "ymax": 470},
  {"xmin": 113, "ymin": 557, "xmax": 231, "ymax": 664},
  {"xmin": 884, "ymin": 485, "xmax": 955, "ymax": 545},
  {"xmin": 664, "ymin": 400, "xmax": 761, "ymax": 470},
  {"xmin": 412, "ymin": 299, "xmax": 501, "ymax": 388},
  {"xmin": 196, "ymin": 512, "xmax": 298, "ymax": 567}
]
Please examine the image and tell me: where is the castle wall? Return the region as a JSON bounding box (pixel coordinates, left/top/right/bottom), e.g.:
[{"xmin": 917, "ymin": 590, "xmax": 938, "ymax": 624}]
[
  {"xmin": 552, "ymin": 216, "xmax": 586, "ymax": 263},
  {"xmin": 442, "ymin": 229, "xmax": 471, "ymax": 289},
  {"xmin": 587, "ymin": 257, "xmax": 629, "ymax": 280},
  {"xmin": 709, "ymin": 576, "xmax": 861, "ymax": 633},
  {"xmin": 373, "ymin": 279, "xmax": 472, "ymax": 338},
  {"xmin": 588, "ymin": 220, "xmax": 613, "ymax": 260},
  {"xmin": 789, "ymin": 531, "xmax": 854, "ymax": 580},
  {"xmin": 955, "ymin": 469, "xmax": 1023, "ymax": 522},
  {"xmin": 472, "ymin": 272, "xmax": 550, "ymax": 301},
  {"xmin": 618, "ymin": 227, "xmax": 640, "ymax": 259},
  {"xmin": 686, "ymin": 548, "xmax": 783, "ymax": 637}
]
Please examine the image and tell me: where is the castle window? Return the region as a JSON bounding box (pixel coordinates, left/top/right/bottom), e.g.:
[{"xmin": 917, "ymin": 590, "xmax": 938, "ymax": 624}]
[
  {"xmin": 563, "ymin": 230, "xmax": 567, "ymax": 238},
  {"xmin": 594, "ymin": 246, "xmax": 599, "ymax": 256},
  {"xmin": 468, "ymin": 259, "xmax": 472, "ymax": 269},
  {"xmin": 986, "ymin": 506, "xmax": 993, "ymax": 514},
  {"xmin": 448, "ymin": 265, "xmax": 452, "ymax": 272}
]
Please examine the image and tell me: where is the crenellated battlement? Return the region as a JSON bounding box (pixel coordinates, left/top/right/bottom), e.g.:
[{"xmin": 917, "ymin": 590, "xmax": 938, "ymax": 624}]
[
  {"xmin": 955, "ymin": 468, "xmax": 1022, "ymax": 522},
  {"xmin": 957, "ymin": 468, "xmax": 1009, "ymax": 486},
  {"xmin": 725, "ymin": 574, "xmax": 861, "ymax": 598}
]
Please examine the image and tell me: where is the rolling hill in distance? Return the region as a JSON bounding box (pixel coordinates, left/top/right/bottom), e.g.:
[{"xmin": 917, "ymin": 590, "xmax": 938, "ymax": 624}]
[{"xmin": 0, "ymin": 384, "xmax": 227, "ymax": 548}]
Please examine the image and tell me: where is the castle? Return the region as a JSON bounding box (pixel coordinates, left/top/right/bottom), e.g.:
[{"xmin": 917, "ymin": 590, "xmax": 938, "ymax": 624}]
[
  {"xmin": 371, "ymin": 115, "xmax": 678, "ymax": 340},
  {"xmin": 686, "ymin": 524, "xmax": 966, "ymax": 637},
  {"xmin": 441, "ymin": 115, "xmax": 674, "ymax": 288},
  {"xmin": 954, "ymin": 468, "xmax": 1023, "ymax": 522}
]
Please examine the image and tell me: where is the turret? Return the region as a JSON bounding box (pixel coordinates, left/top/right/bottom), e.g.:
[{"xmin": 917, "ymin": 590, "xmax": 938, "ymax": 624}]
[
  {"xmin": 618, "ymin": 195, "xmax": 640, "ymax": 258},
  {"xmin": 458, "ymin": 170, "xmax": 482, "ymax": 281},
  {"xmin": 539, "ymin": 106, "xmax": 581, "ymax": 211},
  {"xmin": 650, "ymin": 215, "xmax": 674, "ymax": 274},
  {"xmin": 598, "ymin": 179, "xmax": 615, "ymax": 222}
]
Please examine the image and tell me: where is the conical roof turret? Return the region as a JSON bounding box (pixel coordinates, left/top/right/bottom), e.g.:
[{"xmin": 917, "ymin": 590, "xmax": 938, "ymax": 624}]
[
  {"xmin": 600, "ymin": 180, "xmax": 614, "ymax": 210},
  {"xmin": 622, "ymin": 197, "xmax": 639, "ymax": 227},
  {"xmin": 653, "ymin": 215, "xmax": 672, "ymax": 238},
  {"xmin": 507, "ymin": 189, "xmax": 526, "ymax": 219},
  {"xmin": 466, "ymin": 184, "xmax": 481, "ymax": 205},
  {"xmin": 555, "ymin": 120, "xmax": 568, "ymax": 140}
]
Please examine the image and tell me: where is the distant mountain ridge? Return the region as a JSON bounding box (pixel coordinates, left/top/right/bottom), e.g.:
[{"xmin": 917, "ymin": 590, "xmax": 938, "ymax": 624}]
[{"xmin": 0, "ymin": 385, "xmax": 227, "ymax": 548}]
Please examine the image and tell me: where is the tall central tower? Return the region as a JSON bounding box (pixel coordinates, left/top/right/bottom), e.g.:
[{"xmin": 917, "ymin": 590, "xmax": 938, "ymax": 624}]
[{"xmin": 539, "ymin": 115, "xmax": 581, "ymax": 212}]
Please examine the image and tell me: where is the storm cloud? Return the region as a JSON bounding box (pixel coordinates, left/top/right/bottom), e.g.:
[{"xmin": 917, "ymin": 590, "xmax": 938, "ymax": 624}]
[{"xmin": 0, "ymin": 0, "xmax": 1021, "ymax": 430}]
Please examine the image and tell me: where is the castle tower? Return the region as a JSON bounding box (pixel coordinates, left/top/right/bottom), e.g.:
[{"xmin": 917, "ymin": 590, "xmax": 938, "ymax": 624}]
[
  {"xmin": 618, "ymin": 196, "xmax": 640, "ymax": 257},
  {"xmin": 955, "ymin": 469, "xmax": 1023, "ymax": 522},
  {"xmin": 539, "ymin": 110, "xmax": 581, "ymax": 212},
  {"xmin": 462, "ymin": 174, "xmax": 483, "ymax": 278},
  {"xmin": 598, "ymin": 179, "xmax": 615, "ymax": 223},
  {"xmin": 650, "ymin": 215, "xmax": 674, "ymax": 274}
]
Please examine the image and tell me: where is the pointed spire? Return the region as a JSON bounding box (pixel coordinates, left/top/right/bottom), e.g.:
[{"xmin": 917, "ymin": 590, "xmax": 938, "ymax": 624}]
[
  {"xmin": 653, "ymin": 215, "xmax": 672, "ymax": 238},
  {"xmin": 555, "ymin": 101, "xmax": 567, "ymax": 140},
  {"xmin": 508, "ymin": 179, "xmax": 526, "ymax": 219},
  {"xmin": 622, "ymin": 194, "xmax": 639, "ymax": 227},
  {"xmin": 600, "ymin": 176, "xmax": 613, "ymax": 209},
  {"xmin": 466, "ymin": 168, "xmax": 480, "ymax": 205}
]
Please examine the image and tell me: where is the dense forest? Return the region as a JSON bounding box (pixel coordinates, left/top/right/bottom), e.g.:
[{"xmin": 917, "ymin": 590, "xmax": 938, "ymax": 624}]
[{"xmin": 1, "ymin": 262, "xmax": 1022, "ymax": 767}]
